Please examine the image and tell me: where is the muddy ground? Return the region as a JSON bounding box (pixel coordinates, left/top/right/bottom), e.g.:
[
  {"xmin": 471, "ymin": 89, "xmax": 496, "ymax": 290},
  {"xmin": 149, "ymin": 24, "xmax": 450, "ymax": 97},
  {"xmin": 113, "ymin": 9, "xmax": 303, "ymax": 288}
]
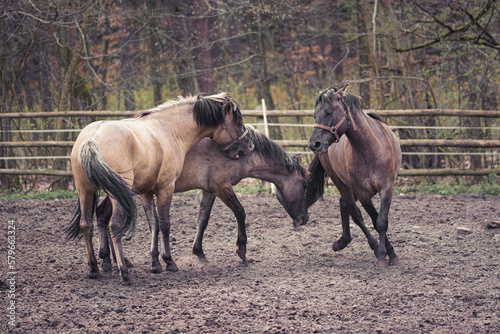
[{"xmin": 1, "ymin": 192, "xmax": 499, "ymax": 333}]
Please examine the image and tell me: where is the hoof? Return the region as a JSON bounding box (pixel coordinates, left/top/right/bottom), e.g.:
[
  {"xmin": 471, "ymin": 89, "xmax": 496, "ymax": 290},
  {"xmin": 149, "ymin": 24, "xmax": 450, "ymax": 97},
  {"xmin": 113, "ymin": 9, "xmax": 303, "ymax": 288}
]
[
  {"xmin": 165, "ymin": 261, "xmax": 179, "ymax": 272},
  {"xmin": 120, "ymin": 271, "xmax": 132, "ymax": 284},
  {"xmin": 376, "ymin": 259, "xmax": 389, "ymax": 268},
  {"xmin": 124, "ymin": 258, "xmax": 134, "ymax": 268},
  {"xmin": 389, "ymin": 256, "xmax": 400, "ymax": 266},
  {"xmin": 196, "ymin": 255, "xmax": 209, "ymax": 264},
  {"xmin": 88, "ymin": 271, "xmax": 101, "ymax": 279},
  {"xmin": 236, "ymin": 249, "xmax": 247, "ymax": 262},
  {"xmin": 102, "ymin": 262, "xmax": 112, "ymax": 272},
  {"xmin": 150, "ymin": 265, "xmax": 163, "ymax": 274},
  {"xmin": 332, "ymin": 237, "xmax": 350, "ymax": 252},
  {"xmin": 121, "ymin": 277, "xmax": 133, "ymax": 285},
  {"xmin": 193, "ymin": 251, "xmax": 209, "ymax": 263}
]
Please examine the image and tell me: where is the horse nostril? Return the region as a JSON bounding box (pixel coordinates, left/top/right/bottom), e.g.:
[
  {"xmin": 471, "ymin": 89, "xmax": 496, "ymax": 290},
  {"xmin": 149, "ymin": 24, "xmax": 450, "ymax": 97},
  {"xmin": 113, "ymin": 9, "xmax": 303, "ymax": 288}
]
[{"xmin": 309, "ymin": 141, "xmax": 321, "ymax": 151}]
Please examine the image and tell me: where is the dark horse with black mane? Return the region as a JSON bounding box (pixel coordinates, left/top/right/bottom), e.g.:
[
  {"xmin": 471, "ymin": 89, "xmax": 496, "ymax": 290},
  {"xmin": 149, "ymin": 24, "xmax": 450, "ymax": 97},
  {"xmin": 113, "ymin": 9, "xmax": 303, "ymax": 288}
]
[
  {"xmin": 68, "ymin": 93, "xmax": 253, "ymax": 283},
  {"xmin": 92, "ymin": 125, "xmax": 310, "ymax": 270},
  {"xmin": 307, "ymin": 85, "xmax": 402, "ymax": 267}
]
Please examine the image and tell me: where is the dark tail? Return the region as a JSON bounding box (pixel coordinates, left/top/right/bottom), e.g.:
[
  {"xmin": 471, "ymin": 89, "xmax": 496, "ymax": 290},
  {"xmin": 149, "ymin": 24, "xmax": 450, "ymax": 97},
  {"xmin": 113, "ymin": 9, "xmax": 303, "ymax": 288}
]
[
  {"xmin": 305, "ymin": 155, "xmax": 326, "ymax": 208},
  {"xmin": 70, "ymin": 140, "xmax": 137, "ymax": 239}
]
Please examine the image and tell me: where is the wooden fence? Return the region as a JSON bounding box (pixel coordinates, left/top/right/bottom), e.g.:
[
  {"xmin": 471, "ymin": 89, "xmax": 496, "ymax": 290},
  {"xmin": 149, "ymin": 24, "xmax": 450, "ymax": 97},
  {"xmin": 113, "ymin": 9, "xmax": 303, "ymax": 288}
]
[{"xmin": 0, "ymin": 108, "xmax": 499, "ymax": 178}]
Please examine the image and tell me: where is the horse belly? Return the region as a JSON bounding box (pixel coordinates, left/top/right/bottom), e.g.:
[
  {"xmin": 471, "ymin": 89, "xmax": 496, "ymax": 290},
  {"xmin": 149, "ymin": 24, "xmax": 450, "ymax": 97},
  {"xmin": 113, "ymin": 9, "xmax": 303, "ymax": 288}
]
[{"xmin": 174, "ymin": 153, "xmax": 212, "ymax": 193}]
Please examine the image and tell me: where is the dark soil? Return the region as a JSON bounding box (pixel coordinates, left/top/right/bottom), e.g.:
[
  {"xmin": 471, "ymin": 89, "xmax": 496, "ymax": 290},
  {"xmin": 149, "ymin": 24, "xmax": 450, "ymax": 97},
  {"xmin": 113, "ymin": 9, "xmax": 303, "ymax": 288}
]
[{"xmin": 1, "ymin": 193, "xmax": 499, "ymax": 333}]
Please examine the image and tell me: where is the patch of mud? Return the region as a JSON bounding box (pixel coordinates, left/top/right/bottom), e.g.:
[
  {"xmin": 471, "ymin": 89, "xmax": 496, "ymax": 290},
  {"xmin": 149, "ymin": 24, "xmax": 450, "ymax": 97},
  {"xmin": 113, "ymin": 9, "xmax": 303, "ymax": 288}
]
[{"xmin": 1, "ymin": 193, "xmax": 499, "ymax": 333}]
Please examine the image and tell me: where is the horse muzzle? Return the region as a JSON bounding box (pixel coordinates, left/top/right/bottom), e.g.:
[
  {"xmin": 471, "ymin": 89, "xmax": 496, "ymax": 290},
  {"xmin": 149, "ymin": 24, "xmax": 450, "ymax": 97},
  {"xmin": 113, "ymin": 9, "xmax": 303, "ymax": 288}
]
[
  {"xmin": 308, "ymin": 138, "xmax": 329, "ymax": 154},
  {"xmin": 293, "ymin": 213, "xmax": 309, "ymax": 228}
]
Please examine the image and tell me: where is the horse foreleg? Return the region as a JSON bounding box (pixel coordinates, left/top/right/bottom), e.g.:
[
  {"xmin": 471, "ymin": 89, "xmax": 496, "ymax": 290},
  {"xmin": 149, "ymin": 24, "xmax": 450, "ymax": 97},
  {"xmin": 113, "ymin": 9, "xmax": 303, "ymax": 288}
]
[
  {"xmin": 156, "ymin": 190, "xmax": 179, "ymax": 272},
  {"xmin": 192, "ymin": 191, "xmax": 216, "ymax": 262},
  {"xmin": 141, "ymin": 194, "xmax": 162, "ymax": 273},
  {"xmin": 96, "ymin": 196, "xmax": 134, "ymax": 272},
  {"xmin": 80, "ymin": 193, "xmax": 100, "ymax": 278},
  {"xmin": 216, "ymin": 188, "xmax": 247, "ymax": 262},
  {"xmin": 96, "ymin": 196, "xmax": 113, "ymax": 272},
  {"xmin": 332, "ymin": 197, "xmax": 353, "ymax": 251}
]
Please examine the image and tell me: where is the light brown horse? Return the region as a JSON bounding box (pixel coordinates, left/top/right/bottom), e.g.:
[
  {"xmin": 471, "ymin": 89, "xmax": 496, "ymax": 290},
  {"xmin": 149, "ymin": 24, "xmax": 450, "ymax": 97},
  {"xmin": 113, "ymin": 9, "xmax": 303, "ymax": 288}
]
[
  {"xmin": 67, "ymin": 93, "xmax": 253, "ymax": 282},
  {"xmin": 92, "ymin": 125, "xmax": 310, "ymax": 271},
  {"xmin": 307, "ymin": 85, "xmax": 402, "ymax": 266}
]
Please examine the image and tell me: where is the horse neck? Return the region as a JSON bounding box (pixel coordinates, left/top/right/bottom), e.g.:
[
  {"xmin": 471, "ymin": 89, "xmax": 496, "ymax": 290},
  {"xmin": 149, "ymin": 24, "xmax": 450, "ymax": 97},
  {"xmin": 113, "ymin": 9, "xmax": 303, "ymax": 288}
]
[
  {"xmin": 344, "ymin": 107, "xmax": 378, "ymax": 149},
  {"xmin": 247, "ymin": 153, "xmax": 298, "ymax": 188},
  {"xmin": 152, "ymin": 106, "xmax": 214, "ymax": 153}
]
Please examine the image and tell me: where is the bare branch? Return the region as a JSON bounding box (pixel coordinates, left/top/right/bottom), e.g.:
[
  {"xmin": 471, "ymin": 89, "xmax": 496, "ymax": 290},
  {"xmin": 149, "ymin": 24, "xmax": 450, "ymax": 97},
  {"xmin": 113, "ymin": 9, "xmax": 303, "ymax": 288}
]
[{"xmin": 395, "ymin": 1, "xmax": 498, "ymax": 53}]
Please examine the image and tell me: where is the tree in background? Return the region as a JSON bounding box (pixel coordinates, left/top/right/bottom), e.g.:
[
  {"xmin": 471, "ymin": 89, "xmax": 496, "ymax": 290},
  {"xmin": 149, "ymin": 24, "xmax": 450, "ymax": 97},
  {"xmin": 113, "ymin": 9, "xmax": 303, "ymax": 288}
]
[{"xmin": 1, "ymin": 0, "xmax": 498, "ymax": 189}]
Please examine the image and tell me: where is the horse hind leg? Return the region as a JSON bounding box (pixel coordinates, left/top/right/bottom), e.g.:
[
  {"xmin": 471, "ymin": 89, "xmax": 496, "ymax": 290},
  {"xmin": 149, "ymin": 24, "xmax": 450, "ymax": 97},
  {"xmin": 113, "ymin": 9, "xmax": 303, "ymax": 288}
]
[
  {"xmin": 358, "ymin": 196, "xmax": 384, "ymax": 255},
  {"xmin": 79, "ymin": 191, "xmax": 100, "ymax": 278},
  {"xmin": 374, "ymin": 189, "xmax": 399, "ymax": 266},
  {"xmin": 96, "ymin": 196, "xmax": 135, "ymax": 272},
  {"xmin": 140, "ymin": 194, "xmax": 162, "ymax": 273},
  {"xmin": 156, "ymin": 189, "xmax": 179, "ymax": 272},
  {"xmin": 386, "ymin": 236, "xmax": 399, "ymax": 266},
  {"xmin": 338, "ymin": 196, "xmax": 379, "ymax": 254}
]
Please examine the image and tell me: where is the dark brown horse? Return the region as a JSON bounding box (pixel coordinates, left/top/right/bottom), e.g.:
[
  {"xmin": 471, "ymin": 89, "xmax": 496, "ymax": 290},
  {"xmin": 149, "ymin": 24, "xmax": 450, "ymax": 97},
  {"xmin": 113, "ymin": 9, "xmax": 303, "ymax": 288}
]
[
  {"xmin": 67, "ymin": 93, "xmax": 253, "ymax": 282},
  {"xmin": 94, "ymin": 125, "xmax": 310, "ymax": 270},
  {"xmin": 307, "ymin": 85, "xmax": 402, "ymax": 266}
]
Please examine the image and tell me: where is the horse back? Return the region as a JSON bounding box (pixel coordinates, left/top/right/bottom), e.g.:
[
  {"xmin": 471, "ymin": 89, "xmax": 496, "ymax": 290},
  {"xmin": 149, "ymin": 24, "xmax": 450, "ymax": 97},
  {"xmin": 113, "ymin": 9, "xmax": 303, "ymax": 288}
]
[{"xmin": 73, "ymin": 119, "xmax": 168, "ymax": 193}]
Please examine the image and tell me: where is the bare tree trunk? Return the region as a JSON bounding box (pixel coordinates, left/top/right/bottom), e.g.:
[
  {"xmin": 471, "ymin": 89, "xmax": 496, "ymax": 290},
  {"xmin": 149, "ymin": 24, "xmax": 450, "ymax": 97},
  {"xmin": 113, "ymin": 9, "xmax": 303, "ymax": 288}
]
[
  {"xmin": 120, "ymin": 40, "xmax": 136, "ymax": 111},
  {"xmin": 191, "ymin": 1, "xmax": 219, "ymax": 94},
  {"xmin": 167, "ymin": 0, "xmax": 200, "ymax": 95},
  {"xmin": 53, "ymin": 14, "xmax": 91, "ymax": 190},
  {"xmin": 251, "ymin": 0, "xmax": 281, "ymax": 140},
  {"xmin": 357, "ymin": 0, "xmax": 371, "ymax": 108},
  {"xmin": 146, "ymin": 0, "xmax": 163, "ymax": 105}
]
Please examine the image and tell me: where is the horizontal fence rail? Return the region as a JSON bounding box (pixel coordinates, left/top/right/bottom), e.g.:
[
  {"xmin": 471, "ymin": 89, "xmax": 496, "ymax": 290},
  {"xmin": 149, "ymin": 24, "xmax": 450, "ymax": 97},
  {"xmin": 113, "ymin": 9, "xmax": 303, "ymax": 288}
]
[
  {"xmin": 1, "ymin": 109, "xmax": 499, "ymax": 118},
  {"xmin": 1, "ymin": 109, "xmax": 499, "ymax": 178},
  {"xmin": 2, "ymin": 139, "xmax": 500, "ymax": 148}
]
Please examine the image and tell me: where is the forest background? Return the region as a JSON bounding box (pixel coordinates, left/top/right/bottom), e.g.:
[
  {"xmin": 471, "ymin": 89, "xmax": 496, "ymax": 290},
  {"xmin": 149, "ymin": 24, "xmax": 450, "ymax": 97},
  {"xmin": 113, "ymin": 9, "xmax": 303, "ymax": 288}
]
[{"xmin": 1, "ymin": 0, "xmax": 499, "ymax": 190}]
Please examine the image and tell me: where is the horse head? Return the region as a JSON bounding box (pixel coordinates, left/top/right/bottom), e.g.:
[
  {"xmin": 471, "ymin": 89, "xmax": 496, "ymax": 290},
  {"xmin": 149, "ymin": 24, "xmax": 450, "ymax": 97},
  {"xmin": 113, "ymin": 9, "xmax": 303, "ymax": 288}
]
[
  {"xmin": 195, "ymin": 93, "xmax": 254, "ymax": 159},
  {"xmin": 275, "ymin": 155, "xmax": 310, "ymax": 228},
  {"xmin": 308, "ymin": 84, "xmax": 352, "ymax": 154}
]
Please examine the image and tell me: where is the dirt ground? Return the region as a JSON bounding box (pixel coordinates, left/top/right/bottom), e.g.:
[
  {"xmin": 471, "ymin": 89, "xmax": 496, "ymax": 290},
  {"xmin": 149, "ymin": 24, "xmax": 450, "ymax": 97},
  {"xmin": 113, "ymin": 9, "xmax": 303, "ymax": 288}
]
[{"xmin": 1, "ymin": 192, "xmax": 499, "ymax": 333}]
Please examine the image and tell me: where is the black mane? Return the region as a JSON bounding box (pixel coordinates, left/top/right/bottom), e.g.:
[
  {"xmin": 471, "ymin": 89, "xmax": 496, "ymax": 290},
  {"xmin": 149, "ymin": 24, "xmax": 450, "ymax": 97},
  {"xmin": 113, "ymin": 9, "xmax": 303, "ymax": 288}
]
[
  {"xmin": 134, "ymin": 96, "xmax": 196, "ymax": 119},
  {"xmin": 315, "ymin": 87, "xmax": 362, "ymax": 111},
  {"xmin": 367, "ymin": 112, "xmax": 383, "ymax": 122},
  {"xmin": 134, "ymin": 93, "xmax": 243, "ymax": 129},
  {"xmin": 315, "ymin": 87, "xmax": 386, "ymax": 124},
  {"xmin": 247, "ymin": 126, "xmax": 307, "ymax": 177},
  {"xmin": 193, "ymin": 93, "xmax": 243, "ymax": 128}
]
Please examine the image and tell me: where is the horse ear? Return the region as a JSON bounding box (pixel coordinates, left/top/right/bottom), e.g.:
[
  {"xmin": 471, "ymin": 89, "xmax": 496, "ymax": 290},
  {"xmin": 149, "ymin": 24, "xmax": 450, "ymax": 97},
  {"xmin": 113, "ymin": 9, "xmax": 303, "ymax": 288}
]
[
  {"xmin": 223, "ymin": 100, "xmax": 233, "ymax": 114},
  {"xmin": 337, "ymin": 84, "xmax": 348, "ymax": 97}
]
